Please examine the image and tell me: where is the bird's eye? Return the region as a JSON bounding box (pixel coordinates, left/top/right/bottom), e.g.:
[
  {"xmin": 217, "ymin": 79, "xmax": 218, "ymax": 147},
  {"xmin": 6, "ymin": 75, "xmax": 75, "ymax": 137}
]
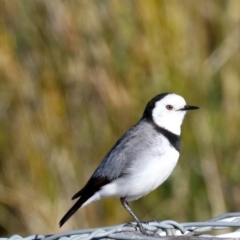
[{"xmin": 166, "ymin": 105, "xmax": 173, "ymax": 110}]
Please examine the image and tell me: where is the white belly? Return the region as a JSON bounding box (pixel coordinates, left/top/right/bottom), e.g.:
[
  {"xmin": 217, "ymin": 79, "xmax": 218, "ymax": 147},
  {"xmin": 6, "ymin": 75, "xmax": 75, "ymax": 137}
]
[{"xmin": 99, "ymin": 147, "xmax": 179, "ymax": 201}]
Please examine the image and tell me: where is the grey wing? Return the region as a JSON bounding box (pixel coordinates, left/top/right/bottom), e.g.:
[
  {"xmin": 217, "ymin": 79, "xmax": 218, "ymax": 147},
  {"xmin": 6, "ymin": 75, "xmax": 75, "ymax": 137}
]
[
  {"xmin": 60, "ymin": 121, "xmax": 149, "ymax": 227},
  {"xmin": 72, "ymin": 121, "xmax": 144, "ymax": 200},
  {"xmin": 91, "ymin": 122, "xmax": 142, "ymax": 180},
  {"xmin": 74, "ymin": 119, "xmax": 159, "ymax": 201}
]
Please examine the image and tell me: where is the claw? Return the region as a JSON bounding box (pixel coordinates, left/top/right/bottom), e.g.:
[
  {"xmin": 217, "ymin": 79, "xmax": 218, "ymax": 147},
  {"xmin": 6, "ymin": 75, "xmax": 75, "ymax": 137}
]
[
  {"xmin": 137, "ymin": 223, "xmax": 158, "ymax": 236},
  {"xmin": 124, "ymin": 222, "xmax": 138, "ymax": 231}
]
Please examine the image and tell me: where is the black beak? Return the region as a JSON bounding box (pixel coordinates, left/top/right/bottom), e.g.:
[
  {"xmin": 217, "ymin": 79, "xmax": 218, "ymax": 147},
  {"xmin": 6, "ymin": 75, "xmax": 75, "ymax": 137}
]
[{"xmin": 179, "ymin": 105, "xmax": 199, "ymax": 111}]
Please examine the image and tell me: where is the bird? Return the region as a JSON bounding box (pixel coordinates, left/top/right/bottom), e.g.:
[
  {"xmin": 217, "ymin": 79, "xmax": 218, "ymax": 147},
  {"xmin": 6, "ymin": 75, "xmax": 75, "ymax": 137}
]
[{"xmin": 59, "ymin": 93, "xmax": 199, "ymax": 235}]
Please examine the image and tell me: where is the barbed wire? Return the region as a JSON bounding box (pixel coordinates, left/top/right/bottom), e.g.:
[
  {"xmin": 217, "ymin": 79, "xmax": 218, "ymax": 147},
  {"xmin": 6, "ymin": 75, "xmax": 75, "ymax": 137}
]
[{"xmin": 1, "ymin": 212, "xmax": 240, "ymax": 240}]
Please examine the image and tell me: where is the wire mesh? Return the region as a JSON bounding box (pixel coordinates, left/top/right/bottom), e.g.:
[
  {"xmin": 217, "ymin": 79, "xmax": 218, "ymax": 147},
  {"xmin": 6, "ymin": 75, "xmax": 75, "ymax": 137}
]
[{"xmin": 1, "ymin": 212, "xmax": 240, "ymax": 240}]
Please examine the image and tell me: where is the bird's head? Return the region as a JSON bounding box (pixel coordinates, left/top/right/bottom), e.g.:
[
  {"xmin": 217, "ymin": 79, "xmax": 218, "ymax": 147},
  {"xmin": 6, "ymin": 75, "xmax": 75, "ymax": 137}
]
[{"xmin": 143, "ymin": 93, "xmax": 199, "ymax": 135}]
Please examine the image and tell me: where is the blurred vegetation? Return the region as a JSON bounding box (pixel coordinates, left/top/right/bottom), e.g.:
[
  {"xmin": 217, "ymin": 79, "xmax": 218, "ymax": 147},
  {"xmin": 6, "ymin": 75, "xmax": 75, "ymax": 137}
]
[{"xmin": 0, "ymin": 0, "xmax": 240, "ymax": 236}]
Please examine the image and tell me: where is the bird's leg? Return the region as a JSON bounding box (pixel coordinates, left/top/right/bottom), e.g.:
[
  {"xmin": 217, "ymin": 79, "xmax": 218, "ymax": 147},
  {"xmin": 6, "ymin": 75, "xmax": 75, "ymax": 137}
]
[{"xmin": 120, "ymin": 198, "xmax": 150, "ymax": 236}]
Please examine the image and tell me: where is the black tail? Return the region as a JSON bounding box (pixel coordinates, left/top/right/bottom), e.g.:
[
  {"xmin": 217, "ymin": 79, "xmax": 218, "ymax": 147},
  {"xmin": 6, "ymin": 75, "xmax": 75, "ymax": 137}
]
[
  {"xmin": 59, "ymin": 176, "xmax": 111, "ymax": 227},
  {"xmin": 72, "ymin": 189, "xmax": 82, "ymax": 200},
  {"xmin": 59, "ymin": 196, "xmax": 87, "ymax": 227}
]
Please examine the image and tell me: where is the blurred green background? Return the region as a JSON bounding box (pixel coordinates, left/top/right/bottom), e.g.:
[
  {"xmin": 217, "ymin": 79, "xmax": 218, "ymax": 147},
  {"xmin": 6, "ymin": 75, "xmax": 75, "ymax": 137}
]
[{"xmin": 1, "ymin": 0, "xmax": 240, "ymax": 236}]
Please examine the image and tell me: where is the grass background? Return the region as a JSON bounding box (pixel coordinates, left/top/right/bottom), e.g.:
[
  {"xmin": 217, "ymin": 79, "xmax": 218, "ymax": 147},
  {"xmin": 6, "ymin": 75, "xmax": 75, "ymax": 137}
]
[{"xmin": 0, "ymin": 0, "xmax": 240, "ymax": 236}]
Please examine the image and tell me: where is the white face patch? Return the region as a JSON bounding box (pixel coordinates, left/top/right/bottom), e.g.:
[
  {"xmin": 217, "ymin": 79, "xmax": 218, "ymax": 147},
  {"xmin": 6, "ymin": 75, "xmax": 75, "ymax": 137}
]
[{"xmin": 152, "ymin": 94, "xmax": 187, "ymax": 135}]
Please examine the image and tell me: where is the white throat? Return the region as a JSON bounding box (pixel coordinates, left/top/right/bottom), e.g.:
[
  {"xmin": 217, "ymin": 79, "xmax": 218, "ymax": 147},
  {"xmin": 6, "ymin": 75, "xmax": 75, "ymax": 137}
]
[{"xmin": 152, "ymin": 111, "xmax": 186, "ymax": 136}]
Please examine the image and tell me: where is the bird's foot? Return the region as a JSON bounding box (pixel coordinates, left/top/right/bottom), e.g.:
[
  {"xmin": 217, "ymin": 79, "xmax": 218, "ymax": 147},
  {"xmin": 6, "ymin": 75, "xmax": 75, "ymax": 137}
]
[
  {"xmin": 137, "ymin": 223, "xmax": 158, "ymax": 236},
  {"xmin": 124, "ymin": 222, "xmax": 158, "ymax": 236},
  {"xmin": 124, "ymin": 222, "xmax": 138, "ymax": 231}
]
